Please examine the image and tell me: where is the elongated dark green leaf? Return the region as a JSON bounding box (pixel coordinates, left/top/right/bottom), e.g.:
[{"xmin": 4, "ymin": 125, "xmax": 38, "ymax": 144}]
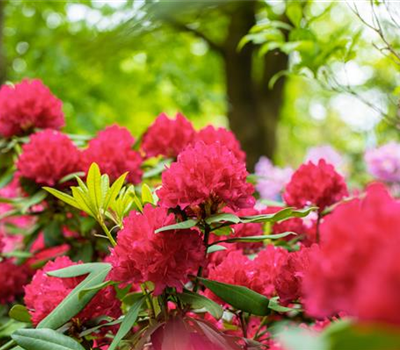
[
  {"xmin": 47, "ymin": 263, "xmax": 110, "ymax": 278},
  {"xmin": 239, "ymin": 207, "xmax": 315, "ymax": 224},
  {"xmin": 206, "ymin": 213, "xmax": 240, "ymax": 225},
  {"xmin": 42, "ymin": 188, "xmax": 81, "ymax": 210},
  {"xmin": 87, "ymin": 163, "xmax": 102, "ymax": 211},
  {"xmin": 155, "ymin": 219, "xmax": 198, "ymax": 233},
  {"xmin": 178, "ymin": 290, "xmax": 223, "ymax": 319},
  {"xmin": 108, "ymin": 296, "xmax": 145, "ymax": 350},
  {"xmin": 38, "ymin": 264, "xmax": 111, "ymax": 329},
  {"xmin": 12, "ymin": 328, "xmax": 85, "ymax": 350},
  {"xmin": 199, "ymin": 278, "xmax": 270, "ymax": 316},
  {"xmin": 78, "ymin": 280, "xmax": 115, "ymax": 299},
  {"xmin": 212, "ymin": 232, "xmax": 295, "ymax": 245},
  {"xmin": 9, "ymin": 305, "xmax": 31, "ymax": 324}
]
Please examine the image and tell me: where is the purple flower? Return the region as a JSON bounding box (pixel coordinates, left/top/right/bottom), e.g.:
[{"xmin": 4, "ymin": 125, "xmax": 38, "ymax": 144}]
[
  {"xmin": 305, "ymin": 145, "xmax": 344, "ymax": 171},
  {"xmin": 255, "ymin": 157, "xmax": 293, "ymax": 200},
  {"xmin": 365, "ymin": 142, "xmax": 400, "ymax": 182}
]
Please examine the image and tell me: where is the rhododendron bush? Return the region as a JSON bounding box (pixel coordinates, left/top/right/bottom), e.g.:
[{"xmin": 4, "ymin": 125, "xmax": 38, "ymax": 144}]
[{"xmin": 1, "ymin": 79, "xmax": 400, "ymax": 350}]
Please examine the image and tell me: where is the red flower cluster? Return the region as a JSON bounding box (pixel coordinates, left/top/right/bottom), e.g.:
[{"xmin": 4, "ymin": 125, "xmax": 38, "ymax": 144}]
[
  {"xmin": 109, "ymin": 205, "xmax": 204, "ymax": 295},
  {"xmin": 283, "ymin": 160, "xmax": 348, "ymax": 212},
  {"xmin": 157, "ymin": 142, "xmax": 255, "ymax": 216},
  {"xmin": 274, "ymin": 245, "xmax": 318, "ymax": 304},
  {"xmin": 24, "ymin": 256, "xmax": 121, "ymax": 326},
  {"xmin": 17, "ymin": 130, "xmax": 82, "ymax": 186},
  {"xmin": 0, "ymin": 260, "xmax": 30, "ymax": 304},
  {"xmin": 0, "ymin": 79, "xmax": 64, "ymax": 137},
  {"xmin": 82, "ymin": 125, "xmax": 143, "ymax": 184},
  {"xmin": 206, "ymin": 250, "xmax": 265, "ymax": 303},
  {"xmin": 207, "ymin": 246, "xmax": 289, "ymax": 300},
  {"xmin": 303, "ymin": 184, "xmax": 400, "ymax": 325},
  {"xmin": 141, "ymin": 113, "xmax": 196, "ymax": 158},
  {"xmin": 196, "ymin": 125, "xmax": 246, "ymax": 162},
  {"xmin": 252, "ymin": 245, "xmax": 289, "ymax": 297}
]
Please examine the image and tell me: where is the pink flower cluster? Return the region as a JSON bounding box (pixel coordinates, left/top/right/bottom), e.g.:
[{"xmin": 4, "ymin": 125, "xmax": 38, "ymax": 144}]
[
  {"xmin": 284, "ymin": 159, "xmax": 348, "ymax": 212},
  {"xmin": 109, "ymin": 205, "xmax": 205, "ymax": 295},
  {"xmin": 0, "ymin": 79, "xmax": 64, "ymax": 137},
  {"xmin": 158, "ymin": 142, "xmax": 254, "ymax": 216},
  {"xmin": 304, "ymin": 184, "xmax": 400, "ymax": 325},
  {"xmin": 83, "ymin": 125, "xmax": 143, "ymax": 184},
  {"xmin": 17, "ymin": 130, "xmax": 82, "ymax": 186}
]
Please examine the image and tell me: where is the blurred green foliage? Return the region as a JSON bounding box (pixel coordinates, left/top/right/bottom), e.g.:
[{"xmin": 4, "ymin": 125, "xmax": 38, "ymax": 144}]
[{"xmin": 3, "ymin": 0, "xmax": 400, "ymax": 169}]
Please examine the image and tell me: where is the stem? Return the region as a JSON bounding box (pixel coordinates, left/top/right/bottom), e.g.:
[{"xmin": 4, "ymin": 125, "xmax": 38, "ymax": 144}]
[
  {"xmin": 239, "ymin": 311, "xmax": 248, "ymax": 339},
  {"xmin": 99, "ymin": 219, "xmax": 117, "ymax": 246},
  {"xmin": 0, "ymin": 340, "xmax": 16, "ymax": 350},
  {"xmin": 193, "ymin": 223, "xmax": 211, "ymax": 293},
  {"xmin": 316, "ymin": 213, "xmax": 322, "ymax": 244}
]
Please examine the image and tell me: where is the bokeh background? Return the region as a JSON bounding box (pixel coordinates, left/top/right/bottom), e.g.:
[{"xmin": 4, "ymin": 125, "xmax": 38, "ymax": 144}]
[{"xmin": 1, "ymin": 0, "xmax": 399, "ymax": 173}]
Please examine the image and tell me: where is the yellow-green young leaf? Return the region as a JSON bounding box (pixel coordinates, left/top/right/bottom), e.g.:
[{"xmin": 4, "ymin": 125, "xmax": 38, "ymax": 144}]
[
  {"xmin": 87, "ymin": 163, "xmax": 103, "ymax": 211},
  {"xmin": 133, "ymin": 195, "xmax": 143, "ymax": 213},
  {"xmin": 100, "ymin": 175, "xmax": 110, "ymax": 209},
  {"xmin": 141, "ymin": 184, "xmax": 154, "ymax": 205},
  {"xmin": 74, "ymin": 176, "xmax": 89, "ymax": 193},
  {"xmin": 71, "ymin": 187, "xmax": 96, "ymax": 218},
  {"xmin": 43, "ymin": 187, "xmax": 81, "ymax": 210},
  {"xmin": 103, "ymin": 172, "xmax": 128, "ymax": 211}
]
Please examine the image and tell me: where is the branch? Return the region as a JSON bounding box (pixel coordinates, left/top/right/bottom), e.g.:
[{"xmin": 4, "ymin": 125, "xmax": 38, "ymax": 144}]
[{"xmin": 165, "ymin": 18, "xmax": 224, "ymax": 55}]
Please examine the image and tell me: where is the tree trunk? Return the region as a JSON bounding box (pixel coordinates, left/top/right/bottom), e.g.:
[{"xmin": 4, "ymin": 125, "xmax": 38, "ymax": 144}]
[
  {"xmin": 223, "ymin": 1, "xmax": 288, "ymax": 170},
  {"xmin": 0, "ymin": 0, "xmax": 6, "ymax": 85}
]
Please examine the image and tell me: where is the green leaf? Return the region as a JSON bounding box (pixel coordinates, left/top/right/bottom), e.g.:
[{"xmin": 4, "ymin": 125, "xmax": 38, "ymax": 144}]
[
  {"xmin": 47, "ymin": 262, "xmax": 110, "ymax": 278},
  {"xmin": 206, "ymin": 213, "xmax": 240, "ymax": 225},
  {"xmin": 71, "ymin": 187, "xmax": 96, "ymax": 217},
  {"xmin": 286, "ymin": 2, "xmax": 303, "ymax": 27},
  {"xmin": 141, "ymin": 183, "xmax": 154, "ymax": 205},
  {"xmin": 38, "ymin": 263, "xmax": 111, "ymax": 329},
  {"xmin": 213, "ymin": 232, "xmax": 295, "ymax": 244},
  {"xmin": 198, "ymin": 278, "xmax": 270, "ymax": 316},
  {"xmin": 43, "ymin": 221, "xmax": 63, "ymax": 246},
  {"xmin": 108, "ymin": 296, "xmax": 145, "ymax": 350},
  {"xmin": 12, "ymin": 328, "xmax": 85, "ymax": 350},
  {"xmin": 178, "ymin": 289, "xmax": 223, "ymax": 319},
  {"xmin": 9, "ymin": 305, "xmax": 31, "ymax": 324},
  {"xmin": 103, "ymin": 172, "xmax": 128, "ymax": 211},
  {"xmin": 58, "ymin": 172, "xmax": 85, "ymax": 184},
  {"xmin": 324, "ymin": 320, "xmax": 400, "ymax": 350},
  {"xmin": 207, "ymin": 245, "xmax": 227, "ymax": 254},
  {"xmin": 78, "ymin": 280, "xmax": 115, "ymax": 299},
  {"xmin": 155, "ymin": 219, "xmax": 198, "ymax": 233},
  {"xmin": 268, "ymin": 297, "xmax": 297, "ymax": 313},
  {"xmin": 86, "ymin": 163, "xmax": 103, "ymax": 211},
  {"xmin": 212, "ymin": 226, "xmax": 233, "ymax": 236},
  {"xmin": 42, "ymin": 188, "xmax": 80, "ymax": 210},
  {"xmin": 239, "ymin": 207, "xmax": 315, "ymax": 224},
  {"xmin": 20, "ymin": 191, "xmax": 48, "ymax": 213}
]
